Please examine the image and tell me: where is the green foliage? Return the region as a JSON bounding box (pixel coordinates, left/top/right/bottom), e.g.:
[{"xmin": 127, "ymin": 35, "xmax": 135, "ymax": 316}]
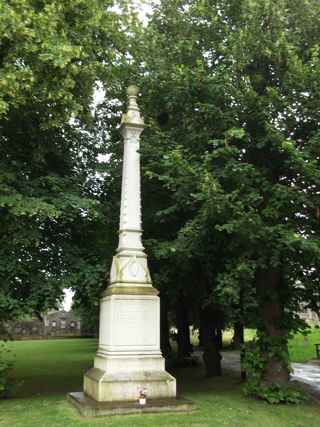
[
  {"xmin": 0, "ymin": 0, "xmax": 129, "ymax": 321},
  {"xmin": 242, "ymin": 338, "xmax": 305, "ymax": 404},
  {"xmin": 0, "ymin": 342, "xmax": 14, "ymax": 398},
  {"xmin": 137, "ymin": 0, "xmax": 320, "ymax": 288},
  {"xmin": 244, "ymin": 380, "xmax": 305, "ymax": 405},
  {"xmin": 87, "ymin": 0, "xmax": 318, "ymax": 396},
  {"xmin": 0, "ymin": 0, "xmax": 125, "ymax": 125}
]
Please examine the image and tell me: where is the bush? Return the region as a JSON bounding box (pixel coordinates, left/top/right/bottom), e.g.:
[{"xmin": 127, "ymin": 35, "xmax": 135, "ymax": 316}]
[
  {"xmin": 241, "ymin": 340, "xmax": 305, "ymax": 404},
  {"xmin": 0, "ymin": 341, "xmax": 14, "ymax": 398}
]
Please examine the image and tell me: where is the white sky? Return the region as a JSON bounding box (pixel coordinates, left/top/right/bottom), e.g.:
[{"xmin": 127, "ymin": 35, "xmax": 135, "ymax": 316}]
[
  {"xmin": 62, "ymin": 288, "xmax": 74, "ymax": 311},
  {"xmin": 130, "ymin": 0, "xmax": 153, "ymax": 21}
]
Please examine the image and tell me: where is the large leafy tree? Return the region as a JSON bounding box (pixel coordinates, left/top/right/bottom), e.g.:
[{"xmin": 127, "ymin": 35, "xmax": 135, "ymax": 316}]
[
  {"xmin": 0, "ymin": 0, "xmax": 128, "ymax": 322},
  {"xmin": 100, "ymin": 0, "xmax": 320, "ymax": 396}
]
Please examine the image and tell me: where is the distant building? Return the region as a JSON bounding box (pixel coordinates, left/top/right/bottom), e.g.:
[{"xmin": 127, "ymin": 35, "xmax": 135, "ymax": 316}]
[
  {"xmin": 43, "ymin": 310, "xmax": 81, "ymax": 337},
  {"xmin": 300, "ymin": 308, "xmax": 320, "ymax": 326},
  {"xmin": 4, "ymin": 310, "xmax": 82, "ymax": 340}
]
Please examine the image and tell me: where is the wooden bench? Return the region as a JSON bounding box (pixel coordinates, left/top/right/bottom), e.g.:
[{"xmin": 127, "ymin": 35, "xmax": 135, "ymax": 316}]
[{"xmin": 315, "ymin": 343, "xmax": 320, "ymax": 359}]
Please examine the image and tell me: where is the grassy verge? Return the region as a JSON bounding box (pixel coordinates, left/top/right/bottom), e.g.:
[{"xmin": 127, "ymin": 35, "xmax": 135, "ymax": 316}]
[
  {"xmin": 0, "ymin": 338, "xmax": 320, "ymax": 426},
  {"xmin": 289, "ymin": 328, "xmax": 320, "ymax": 363}
]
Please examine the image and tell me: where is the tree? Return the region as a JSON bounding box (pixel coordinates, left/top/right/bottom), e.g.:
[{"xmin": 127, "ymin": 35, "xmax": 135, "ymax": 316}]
[
  {"xmin": 107, "ymin": 0, "xmax": 320, "ymax": 400},
  {"xmin": 0, "ymin": 0, "xmax": 127, "ymax": 323}
]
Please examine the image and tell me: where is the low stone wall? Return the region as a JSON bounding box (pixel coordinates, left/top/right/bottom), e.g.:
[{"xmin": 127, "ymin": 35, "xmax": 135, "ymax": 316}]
[
  {"xmin": 2, "ymin": 310, "xmax": 82, "ymax": 340},
  {"xmin": 6, "ymin": 319, "xmax": 45, "ymax": 340}
]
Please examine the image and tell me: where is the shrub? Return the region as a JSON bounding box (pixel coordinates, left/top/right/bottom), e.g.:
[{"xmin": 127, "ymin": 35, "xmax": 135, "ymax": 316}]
[
  {"xmin": 0, "ymin": 341, "xmax": 14, "ymax": 398},
  {"xmin": 241, "ymin": 340, "xmax": 305, "ymax": 404}
]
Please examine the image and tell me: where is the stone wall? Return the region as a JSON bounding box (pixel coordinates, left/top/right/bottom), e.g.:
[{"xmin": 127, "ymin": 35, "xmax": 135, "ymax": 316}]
[
  {"xmin": 4, "ymin": 310, "xmax": 82, "ymax": 340},
  {"xmin": 7, "ymin": 319, "xmax": 45, "ymax": 339}
]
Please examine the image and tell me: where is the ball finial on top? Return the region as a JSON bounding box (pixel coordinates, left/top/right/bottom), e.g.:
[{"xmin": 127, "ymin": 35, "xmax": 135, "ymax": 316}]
[{"xmin": 127, "ymin": 85, "xmax": 139, "ymax": 97}]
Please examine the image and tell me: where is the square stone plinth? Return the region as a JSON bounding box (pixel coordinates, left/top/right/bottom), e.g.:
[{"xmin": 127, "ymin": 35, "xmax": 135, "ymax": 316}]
[
  {"xmin": 68, "ymin": 392, "xmax": 195, "ymax": 417},
  {"xmin": 84, "ymin": 367, "xmax": 176, "ymax": 402}
]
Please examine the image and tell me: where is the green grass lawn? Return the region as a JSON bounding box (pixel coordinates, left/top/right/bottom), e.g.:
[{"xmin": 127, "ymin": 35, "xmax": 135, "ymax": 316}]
[
  {"xmin": 6, "ymin": 338, "xmax": 97, "ymax": 397},
  {"xmin": 198, "ymin": 327, "xmax": 320, "ymax": 362},
  {"xmin": 289, "ymin": 328, "xmax": 320, "ymax": 363},
  {"xmin": 0, "ymin": 337, "xmax": 320, "ymax": 426}
]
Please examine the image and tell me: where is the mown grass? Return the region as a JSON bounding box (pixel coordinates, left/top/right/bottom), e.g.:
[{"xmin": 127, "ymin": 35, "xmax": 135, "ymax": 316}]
[
  {"xmin": 289, "ymin": 328, "xmax": 320, "ymax": 363},
  {"xmin": 221, "ymin": 329, "xmax": 256, "ymax": 347},
  {"xmin": 0, "ymin": 337, "xmax": 320, "ymax": 426},
  {"xmin": 200, "ymin": 327, "xmax": 320, "ymax": 362},
  {"xmin": 6, "ymin": 338, "xmax": 97, "ymax": 396}
]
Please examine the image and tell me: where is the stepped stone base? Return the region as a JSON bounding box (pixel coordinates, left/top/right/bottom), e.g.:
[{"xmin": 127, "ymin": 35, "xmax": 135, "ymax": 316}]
[
  {"xmin": 68, "ymin": 392, "xmax": 195, "ymax": 417},
  {"xmin": 84, "ymin": 367, "xmax": 176, "ymax": 402},
  {"xmin": 83, "ymin": 293, "xmax": 177, "ymax": 403}
]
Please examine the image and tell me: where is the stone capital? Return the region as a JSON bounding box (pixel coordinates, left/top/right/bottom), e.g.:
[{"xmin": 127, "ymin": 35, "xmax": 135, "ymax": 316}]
[{"xmin": 120, "ymin": 86, "xmax": 144, "ymax": 129}]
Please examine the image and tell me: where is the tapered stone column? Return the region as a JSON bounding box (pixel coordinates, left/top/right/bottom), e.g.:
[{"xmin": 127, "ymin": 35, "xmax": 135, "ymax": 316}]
[{"xmin": 83, "ymin": 86, "xmax": 176, "ymax": 403}]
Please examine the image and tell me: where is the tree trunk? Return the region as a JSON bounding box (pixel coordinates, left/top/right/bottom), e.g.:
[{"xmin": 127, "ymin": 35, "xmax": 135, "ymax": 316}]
[
  {"xmin": 176, "ymin": 296, "xmax": 192, "ymax": 358},
  {"xmin": 256, "ymin": 268, "xmax": 290, "ymax": 386},
  {"xmin": 216, "ymin": 328, "xmax": 223, "ymax": 350},
  {"xmin": 200, "ymin": 309, "xmax": 222, "ymax": 377},
  {"xmin": 232, "ymin": 321, "xmax": 244, "ymax": 349},
  {"xmin": 199, "ymin": 322, "xmax": 205, "ymax": 348},
  {"xmin": 160, "ymin": 295, "xmax": 172, "ymax": 357},
  {"xmin": 202, "ymin": 325, "xmax": 222, "ymax": 377},
  {"xmin": 240, "ymin": 347, "xmax": 247, "ymax": 381}
]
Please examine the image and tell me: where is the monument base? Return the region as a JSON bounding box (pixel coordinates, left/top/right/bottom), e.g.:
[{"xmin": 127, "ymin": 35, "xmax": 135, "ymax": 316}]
[
  {"xmin": 83, "ymin": 291, "xmax": 177, "ymax": 402},
  {"xmin": 84, "ymin": 366, "xmax": 176, "ymax": 402},
  {"xmin": 68, "ymin": 392, "xmax": 195, "ymax": 417}
]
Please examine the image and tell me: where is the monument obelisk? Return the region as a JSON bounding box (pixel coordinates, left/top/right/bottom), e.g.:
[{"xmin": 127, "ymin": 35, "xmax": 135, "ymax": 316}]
[{"xmin": 83, "ymin": 86, "xmax": 176, "ymax": 403}]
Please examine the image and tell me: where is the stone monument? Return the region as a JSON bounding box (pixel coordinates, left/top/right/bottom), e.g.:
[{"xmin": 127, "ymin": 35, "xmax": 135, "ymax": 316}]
[
  {"xmin": 68, "ymin": 86, "xmax": 193, "ymax": 416},
  {"xmin": 83, "ymin": 85, "xmax": 176, "ymax": 402}
]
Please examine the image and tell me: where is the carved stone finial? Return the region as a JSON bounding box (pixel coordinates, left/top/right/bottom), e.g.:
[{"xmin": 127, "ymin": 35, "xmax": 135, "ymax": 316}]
[
  {"xmin": 121, "ymin": 85, "xmax": 144, "ymax": 128},
  {"xmin": 127, "ymin": 85, "xmax": 139, "ymax": 97},
  {"xmin": 126, "ymin": 85, "xmax": 139, "ymax": 112}
]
